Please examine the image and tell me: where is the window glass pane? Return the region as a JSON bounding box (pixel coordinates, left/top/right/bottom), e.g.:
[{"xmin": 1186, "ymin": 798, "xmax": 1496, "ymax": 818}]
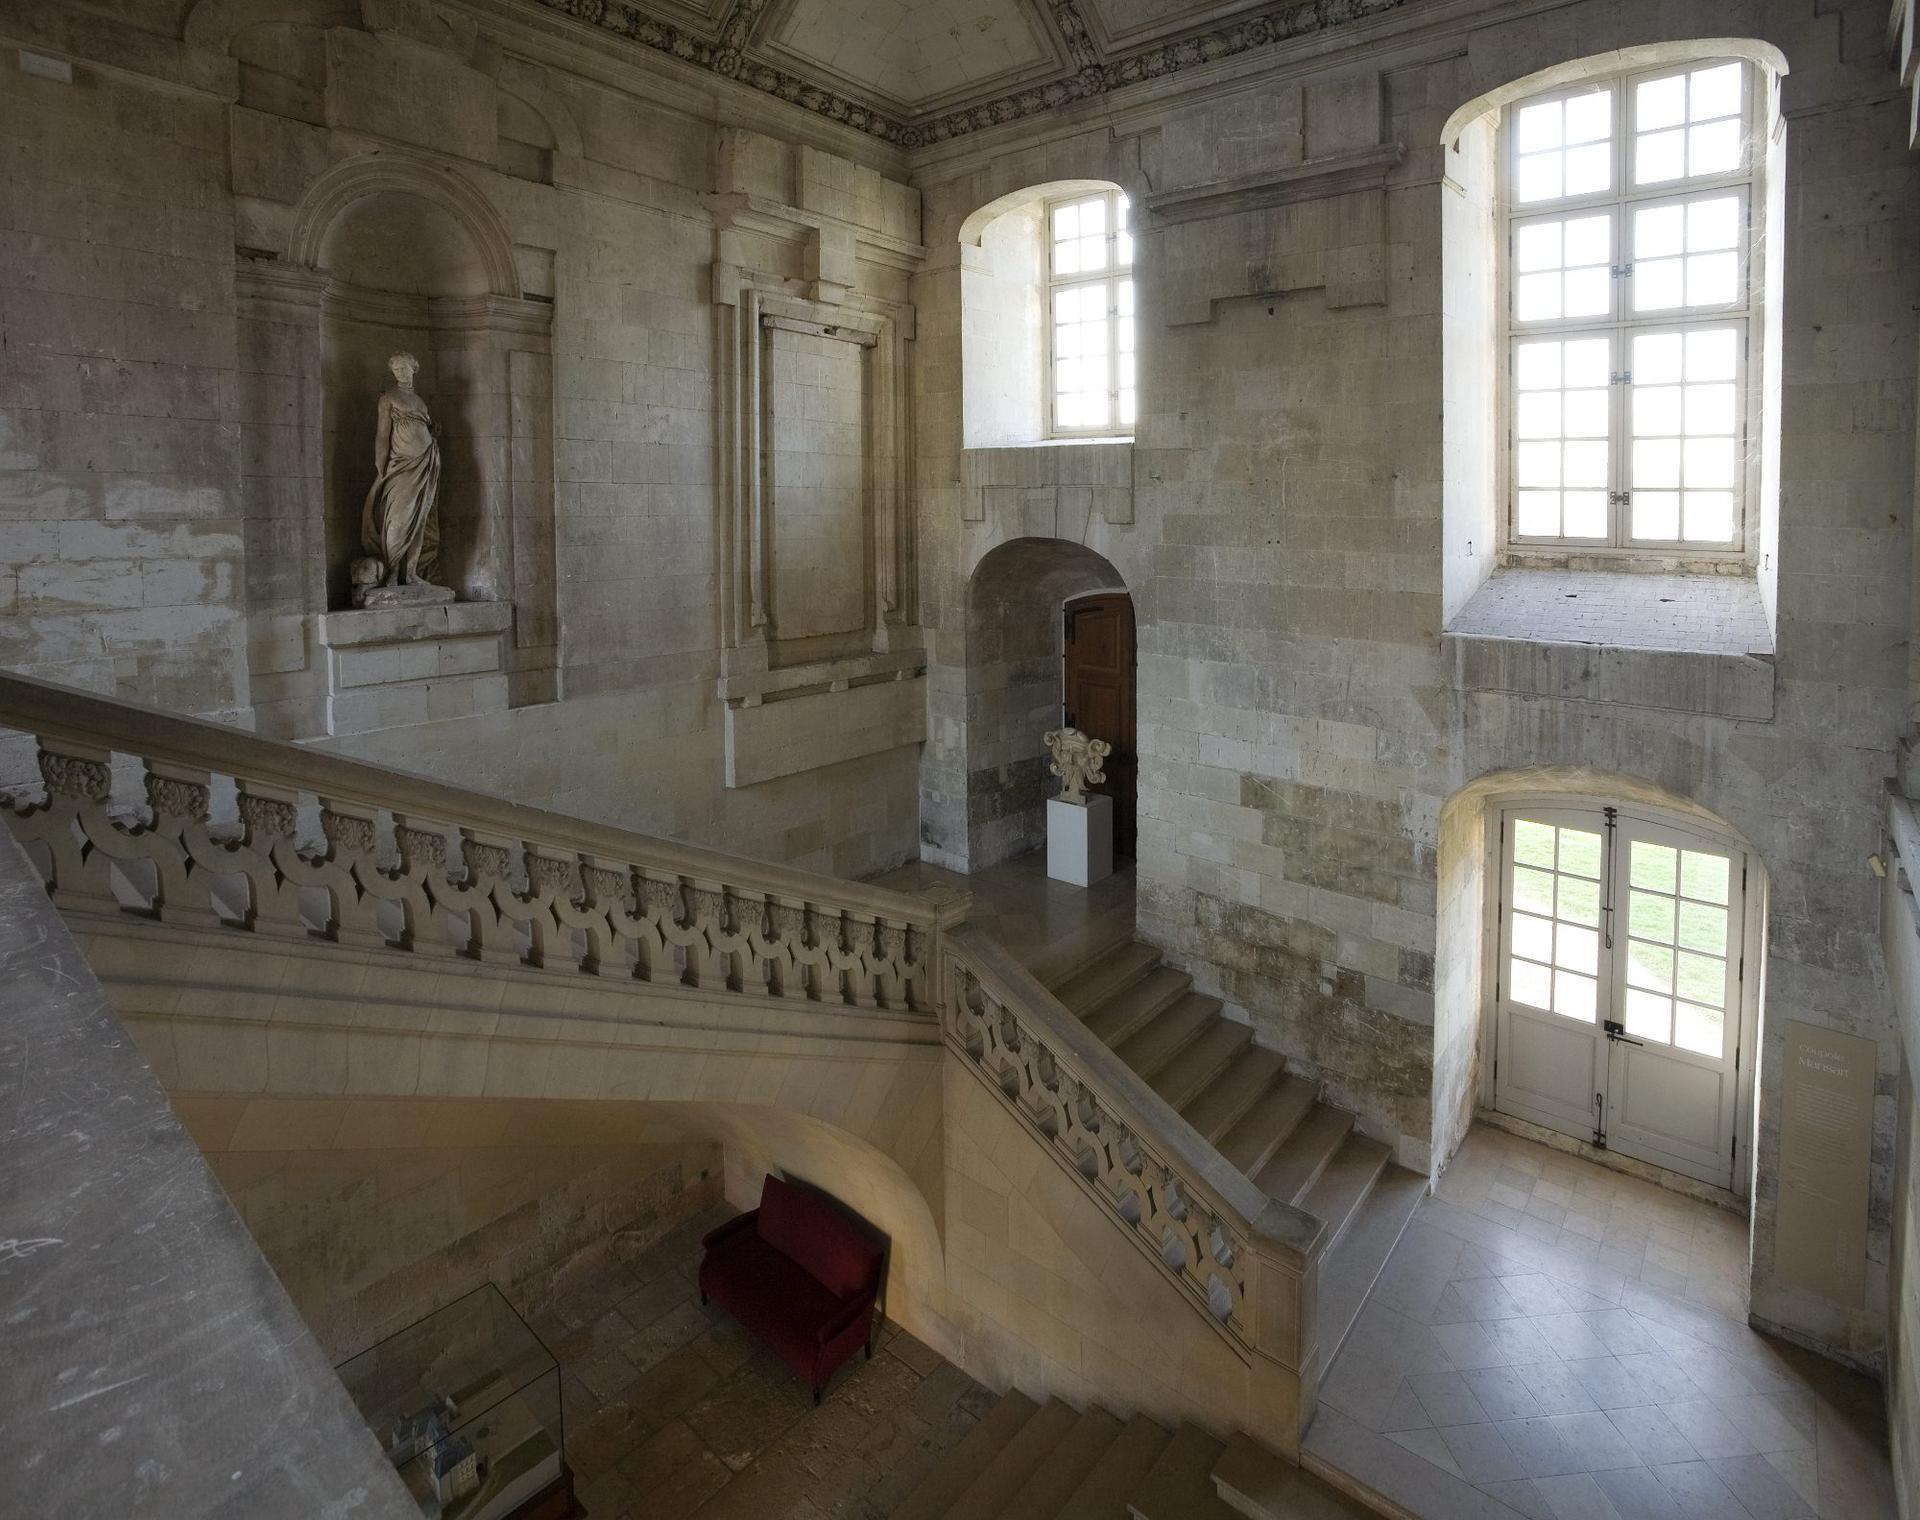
[
  {"xmin": 1513, "ymin": 819, "xmax": 1557, "ymax": 868},
  {"xmin": 1516, "ymin": 98, "xmax": 1564, "ymax": 151},
  {"xmin": 1635, "ymin": 63, "xmax": 1744, "ymax": 186},
  {"xmin": 1629, "ymin": 890, "xmax": 1674, "ymax": 940},
  {"xmin": 1636, "ymin": 128, "xmax": 1686, "ymax": 184},
  {"xmin": 1554, "ymin": 970, "xmax": 1597, "ymax": 1021},
  {"xmin": 1556, "ymin": 922, "xmax": 1600, "ymax": 974},
  {"xmin": 1630, "ymin": 841, "xmax": 1677, "ymax": 892},
  {"xmin": 1514, "ymin": 864, "xmax": 1556, "ymax": 914},
  {"xmin": 1681, "ymin": 850, "xmax": 1730, "ymax": 903},
  {"xmin": 1690, "ymin": 62, "xmax": 1743, "ymax": 120},
  {"xmin": 1557, "ymin": 874, "xmax": 1600, "ymax": 925},
  {"xmin": 1677, "ymin": 900, "xmax": 1728, "ymax": 954},
  {"xmin": 1636, "ymin": 73, "xmax": 1687, "ymax": 132},
  {"xmin": 1628, "ymin": 940, "xmax": 1674, "ymax": 992},
  {"xmin": 1513, "ymin": 912, "xmax": 1554, "ymax": 962},
  {"xmin": 1511, "ymin": 957, "xmax": 1553, "ymax": 1010},
  {"xmin": 1558, "ymin": 827, "xmax": 1602, "ymax": 876},
  {"xmin": 1684, "ymin": 492, "xmax": 1734, "ymax": 543},
  {"xmin": 1514, "ymin": 89, "xmax": 1614, "ymax": 204},
  {"xmin": 1516, "ymin": 492, "xmax": 1559, "ymax": 536},
  {"xmin": 1624, "ymin": 988, "xmax": 1673, "ymax": 1042},
  {"xmin": 1674, "ymin": 1001, "xmax": 1724, "ymax": 1057},
  {"xmin": 1689, "ymin": 119, "xmax": 1741, "ymax": 176},
  {"xmin": 1632, "ymin": 492, "xmax": 1680, "ymax": 540},
  {"xmin": 1676, "ymin": 950, "xmax": 1724, "ymax": 1007},
  {"xmin": 1514, "ymin": 213, "xmax": 1613, "ymax": 323},
  {"xmin": 1562, "ymin": 493, "xmax": 1608, "ymax": 538},
  {"xmin": 1630, "ymin": 325, "xmax": 1742, "ymax": 545}
]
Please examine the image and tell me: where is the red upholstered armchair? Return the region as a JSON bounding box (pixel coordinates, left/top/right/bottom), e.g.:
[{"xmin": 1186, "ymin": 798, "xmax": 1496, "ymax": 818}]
[{"xmin": 698, "ymin": 1174, "xmax": 884, "ymax": 1404}]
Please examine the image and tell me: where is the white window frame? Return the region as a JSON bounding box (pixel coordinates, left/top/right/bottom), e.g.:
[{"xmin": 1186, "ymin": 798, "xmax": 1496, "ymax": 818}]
[
  {"xmin": 1500, "ymin": 59, "xmax": 1767, "ymax": 559},
  {"xmin": 1045, "ymin": 188, "xmax": 1135, "ymax": 440}
]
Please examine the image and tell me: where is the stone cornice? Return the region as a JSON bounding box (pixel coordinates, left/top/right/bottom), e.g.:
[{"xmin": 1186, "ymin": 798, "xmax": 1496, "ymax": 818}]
[{"xmin": 526, "ymin": 0, "xmax": 1415, "ymax": 148}]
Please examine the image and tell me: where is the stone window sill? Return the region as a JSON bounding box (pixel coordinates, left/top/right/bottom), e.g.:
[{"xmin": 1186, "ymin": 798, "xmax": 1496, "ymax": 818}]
[{"xmin": 1443, "ymin": 568, "xmax": 1774, "ymax": 719}]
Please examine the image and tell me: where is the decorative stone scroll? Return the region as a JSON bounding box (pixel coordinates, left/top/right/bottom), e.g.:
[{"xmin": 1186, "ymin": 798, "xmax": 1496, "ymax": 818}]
[{"xmin": 2, "ymin": 733, "xmax": 942, "ymax": 1015}]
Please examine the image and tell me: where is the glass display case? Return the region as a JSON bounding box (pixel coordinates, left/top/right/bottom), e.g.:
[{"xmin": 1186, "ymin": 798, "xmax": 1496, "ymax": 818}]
[{"xmin": 336, "ymin": 1284, "xmax": 570, "ymax": 1520}]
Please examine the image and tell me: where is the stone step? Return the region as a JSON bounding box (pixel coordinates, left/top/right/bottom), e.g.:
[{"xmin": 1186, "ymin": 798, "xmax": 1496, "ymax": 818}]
[
  {"xmin": 1054, "ymin": 942, "xmax": 1162, "ymax": 1017},
  {"xmin": 1148, "ymin": 1017, "xmax": 1253, "ymax": 1113},
  {"xmin": 1311, "ymin": 1164, "xmax": 1428, "ymax": 1378},
  {"xmin": 944, "ymin": 1398, "xmax": 1081, "ymax": 1520},
  {"xmin": 1178, "ymin": 1046, "xmax": 1288, "ymax": 1148},
  {"xmin": 892, "ymin": 1391, "xmax": 1040, "ymax": 1520},
  {"xmin": 1298, "ymin": 1132, "xmax": 1391, "ymax": 1257},
  {"xmin": 1127, "ymin": 1424, "xmax": 1235, "ymax": 1520},
  {"xmin": 1210, "ymin": 1431, "xmax": 1379, "ymax": 1520},
  {"xmin": 1113, "ymin": 992, "xmax": 1220, "ymax": 1082},
  {"xmin": 1084, "ymin": 966, "xmax": 1193, "ymax": 1048},
  {"xmin": 1000, "ymin": 1406, "xmax": 1125, "ymax": 1520},
  {"xmin": 1252, "ymin": 1104, "xmax": 1353, "ymax": 1206},
  {"xmin": 1216, "ymin": 1074, "xmax": 1317, "ymax": 1179},
  {"xmin": 1054, "ymin": 1413, "xmax": 1173, "ymax": 1520}
]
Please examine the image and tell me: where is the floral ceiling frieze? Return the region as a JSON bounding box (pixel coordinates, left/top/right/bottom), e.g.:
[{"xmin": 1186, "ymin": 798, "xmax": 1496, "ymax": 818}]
[{"xmin": 534, "ymin": 0, "xmax": 1412, "ymax": 147}]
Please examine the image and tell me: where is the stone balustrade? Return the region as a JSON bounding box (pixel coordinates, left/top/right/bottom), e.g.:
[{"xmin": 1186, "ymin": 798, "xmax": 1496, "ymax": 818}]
[
  {"xmin": 943, "ymin": 924, "xmax": 1326, "ymax": 1448},
  {"xmin": 0, "ymin": 671, "xmax": 964, "ymax": 1015}
]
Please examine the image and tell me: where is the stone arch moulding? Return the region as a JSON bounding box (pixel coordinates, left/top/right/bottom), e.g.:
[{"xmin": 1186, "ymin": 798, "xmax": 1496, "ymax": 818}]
[
  {"xmin": 287, "ymin": 152, "xmax": 522, "ymax": 298},
  {"xmin": 956, "ymin": 177, "xmax": 1133, "ymax": 250},
  {"xmin": 1439, "ymin": 38, "xmax": 1791, "ymax": 144},
  {"xmin": 182, "ymin": 0, "xmax": 357, "ymax": 53},
  {"xmin": 1432, "ymin": 765, "xmax": 1769, "ymax": 1201},
  {"xmin": 493, "ymin": 57, "xmax": 585, "ymax": 160}
]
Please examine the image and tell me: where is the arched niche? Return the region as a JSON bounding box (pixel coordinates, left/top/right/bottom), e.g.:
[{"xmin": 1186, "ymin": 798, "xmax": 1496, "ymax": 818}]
[
  {"xmin": 963, "ymin": 537, "xmax": 1130, "ymax": 870},
  {"xmin": 233, "ymin": 152, "xmax": 557, "ymax": 736}
]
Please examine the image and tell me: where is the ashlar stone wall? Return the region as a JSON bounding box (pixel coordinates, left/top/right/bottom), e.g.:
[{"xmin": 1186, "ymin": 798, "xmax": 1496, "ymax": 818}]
[
  {"xmin": 0, "ymin": 0, "xmax": 929, "ymax": 878},
  {"xmin": 912, "ymin": 0, "xmax": 1917, "ymax": 1371}
]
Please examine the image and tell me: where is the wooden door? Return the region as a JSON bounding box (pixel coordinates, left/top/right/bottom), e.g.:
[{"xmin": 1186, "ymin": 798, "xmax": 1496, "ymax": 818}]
[{"xmin": 1063, "ymin": 593, "xmax": 1136, "ymax": 856}]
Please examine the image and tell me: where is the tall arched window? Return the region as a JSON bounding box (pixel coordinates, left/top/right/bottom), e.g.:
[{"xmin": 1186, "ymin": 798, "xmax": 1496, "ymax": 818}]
[
  {"xmin": 1046, "ymin": 188, "xmax": 1136, "ymax": 435},
  {"xmin": 1505, "ymin": 58, "xmax": 1766, "ymax": 552}
]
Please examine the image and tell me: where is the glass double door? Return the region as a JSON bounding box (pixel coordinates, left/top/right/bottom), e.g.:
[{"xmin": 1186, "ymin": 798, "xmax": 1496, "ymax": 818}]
[{"xmin": 1494, "ymin": 806, "xmax": 1748, "ymax": 1187}]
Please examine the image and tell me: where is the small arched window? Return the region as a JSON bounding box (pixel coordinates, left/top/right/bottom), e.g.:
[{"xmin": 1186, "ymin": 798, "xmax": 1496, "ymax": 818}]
[
  {"xmin": 959, "ymin": 179, "xmax": 1136, "ymax": 448},
  {"xmin": 1504, "ymin": 58, "xmax": 1766, "ymax": 551}
]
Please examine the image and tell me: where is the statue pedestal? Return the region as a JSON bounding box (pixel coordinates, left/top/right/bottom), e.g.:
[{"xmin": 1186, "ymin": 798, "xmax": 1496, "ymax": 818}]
[
  {"xmin": 1047, "ymin": 794, "xmax": 1113, "ymax": 888},
  {"xmin": 355, "ymin": 580, "xmax": 456, "ymax": 610},
  {"xmin": 315, "ymin": 601, "xmax": 513, "ymax": 737}
]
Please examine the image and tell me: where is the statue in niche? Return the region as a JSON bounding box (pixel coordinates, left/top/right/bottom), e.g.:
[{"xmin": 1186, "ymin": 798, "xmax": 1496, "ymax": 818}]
[
  {"xmin": 1043, "ymin": 726, "xmax": 1111, "ymax": 806},
  {"xmin": 352, "ymin": 351, "xmax": 454, "ymax": 608}
]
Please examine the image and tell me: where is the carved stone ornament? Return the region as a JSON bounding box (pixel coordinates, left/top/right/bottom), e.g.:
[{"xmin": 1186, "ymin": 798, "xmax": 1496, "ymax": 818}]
[
  {"xmin": 354, "ymin": 352, "xmax": 455, "ymax": 609},
  {"xmin": 1042, "ymin": 727, "xmax": 1112, "ymax": 805},
  {"xmin": 39, "ymin": 751, "xmax": 111, "ymax": 802},
  {"xmin": 320, "ymin": 809, "xmax": 377, "ymax": 857},
  {"xmin": 237, "ymin": 792, "xmax": 298, "ymax": 839},
  {"xmin": 145, "ymin": 773, "xmax": 210, "ymax": 821}
]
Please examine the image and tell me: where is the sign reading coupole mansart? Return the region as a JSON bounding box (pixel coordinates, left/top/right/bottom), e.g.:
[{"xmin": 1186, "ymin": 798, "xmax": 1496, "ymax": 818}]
[{"xmin": 354, "ymin": 351, "xmax": 455, "ymax": 609}]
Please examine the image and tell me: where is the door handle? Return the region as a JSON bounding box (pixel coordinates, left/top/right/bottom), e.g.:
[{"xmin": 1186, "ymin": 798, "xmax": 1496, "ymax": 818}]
[{"xmin": 1603, "ymin": 1020, "xmax": 1643, "ymax": 1046}]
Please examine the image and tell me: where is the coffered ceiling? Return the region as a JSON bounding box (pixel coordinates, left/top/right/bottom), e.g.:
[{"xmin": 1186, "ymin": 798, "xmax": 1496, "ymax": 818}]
[{"xmin": 529, "ymin": 0, "xmax": 1412, "ymax": 147}]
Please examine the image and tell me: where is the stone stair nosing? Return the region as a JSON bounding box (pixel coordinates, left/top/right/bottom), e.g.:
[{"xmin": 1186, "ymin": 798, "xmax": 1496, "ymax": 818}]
[
  {"xmin": 1252, "ymin": 1104, "xmax": 1354, "ymax": 1206},
  {"xmin": 1149, "ymin": 1017, "xmax": 1255, "ymax": 1112},
  {"xmin": 1215, "ymin": 1073, "xmax": 1317, "ymax": 1177},
  {"xmin": 1113, "ymin": 992, "xmax": 1221, "ymax": 1080},
  {"xmin": 892, "ymin": 1390, "xmax": 1040, "ymax": 1520},
  {"xmin": 1309, "ymin": 1164, "xmax": 1428, "ymax": 1380},
  {"xmin": 999, "ymin": 1406, "xmax": 1126, "ymax": 1520},
  {"xmin": 1053, "ymin": 1413, "xmax": 1175, "ymax": 1520},
  {"xmin": 1053, "ymin": 941, "xmax": 1161, "ymax": 1016},
  {"xmin": 1298, "ymin": 1133, "xmax": 1391, "ymax": 1255},
  {"xmin": 1084, "ymin": 965, "xmax": 1195, "ymax": 1047},
  {"xmin": 1127, "ymin": 1423, "xmax": 1235, "ymax": 1520},
  {"xmin": 944, "ymin": 1397, "xmax": 1082, "ymax": 1520},
  {"xmin": 1178, "ymin": 1046, "xmax": 1288, "ymax": 1147},
  {"xmin": 1210, "ymin": 1431, "xmax": 1382, "ymax": 1520}
]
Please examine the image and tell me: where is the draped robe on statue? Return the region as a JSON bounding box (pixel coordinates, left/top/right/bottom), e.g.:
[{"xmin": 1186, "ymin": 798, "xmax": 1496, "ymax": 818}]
[{"xmin": 361, "ymin": 388, "xmax": 441, "ymax": 583}]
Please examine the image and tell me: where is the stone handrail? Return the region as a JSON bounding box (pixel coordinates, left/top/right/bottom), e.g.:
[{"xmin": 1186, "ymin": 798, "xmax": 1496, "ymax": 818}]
[
  {"xmin": 0, "ymin": 670, "xmax": 967, "ymax": 1012},
  {"xmin": 944, "ymin": 923, "xmax": 1324, "ymax": 1440}
]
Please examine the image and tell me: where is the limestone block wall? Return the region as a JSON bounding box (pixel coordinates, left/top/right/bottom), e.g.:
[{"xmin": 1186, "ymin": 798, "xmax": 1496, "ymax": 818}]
[
  {"xmin": 912, "ymin": 0, "xmax": 1917, "ymax": 1371},
  {"xmin": 0, "ymin": 1, "xmax": 931, "ymax": 880},
  {"xmin": 0, "ymin": 56, "xmax": 248, "ymax": 718},
  {"xmin": 175, "ymin": 1097, "xmax": 722, "ymax": 1359}
]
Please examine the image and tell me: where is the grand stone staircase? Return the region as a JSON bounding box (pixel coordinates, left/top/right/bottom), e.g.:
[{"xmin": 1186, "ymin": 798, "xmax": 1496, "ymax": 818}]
[
  {"xmin": 893, "ymin": 1390, "xmax": 1374, "ymax": 1520},
  {"xmin": 1044, "ymin": 939, "xmax": 1426, "ymax": 1381}
]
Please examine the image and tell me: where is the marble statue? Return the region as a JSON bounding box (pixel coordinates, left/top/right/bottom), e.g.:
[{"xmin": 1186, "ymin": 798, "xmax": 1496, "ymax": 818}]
[
  {"xmin": 1043, "ymin": 726, "xmax": 1111, "ymax": 805},
  {"xmin": 354, "ymin": 352, "xmax": 454, "ymax": 608}
]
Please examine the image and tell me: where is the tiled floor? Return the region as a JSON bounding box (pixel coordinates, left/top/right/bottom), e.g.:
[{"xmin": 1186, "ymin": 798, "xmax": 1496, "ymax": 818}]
[
  {"xmin": 871, "ymin": 848, "xmax": 1136, "ymax": 982},
  {"xmin": 513, "ymin": 1202, "xmax": 994, "ymax": 1520},
  {"xmin": 1306, "ymin": 1127, "xmax": 1896, "ymax": 1520}
]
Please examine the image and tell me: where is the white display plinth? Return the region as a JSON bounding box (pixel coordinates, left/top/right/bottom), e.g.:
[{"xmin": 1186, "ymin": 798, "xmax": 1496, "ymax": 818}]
[{"xmin": 1047, "ymin": 794, "xmax": 1114, "ymax": 887}]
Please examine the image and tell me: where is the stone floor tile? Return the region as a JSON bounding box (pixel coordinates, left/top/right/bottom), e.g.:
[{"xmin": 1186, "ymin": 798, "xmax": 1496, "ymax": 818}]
[
  {"xmin": 1707, "ymin": 1453, "xmax": 1814, "ymax": 1520},
  {"xmin": 1438, "ymin": 1421, "xmax": 1531, "ymax": 1484},
  {"xmin": 1566, "ymin": 1357, "xmax": 1651, "ymax": 1411},
  {"xmin": 1659, "ymin": 1400, "xmax": 1757, "ymax": 1461},
  {"xmin": 1493, "ymin": 1415, "xmax": 1587, "ymax": 1478},
  {"xmin": 1647, "ymin": 1459, "xmax": 1751, "ymax": 1520},
  {"xmin": 1605, "ymin": 1405, "xmax": 1702, "ymax": 1467},
  {"xmin": 1409, "ymin": 1370, "xmax": 1495, "ymax": 1428},
  {"xmin": 616, "ymin": 1418, "xmax": 733, "ymax": 1511},
  {"xmin": 1591, "ymin": 1465, "xmax": 1689, "ymax": 1520},
  {"xmin": 1542, "ymin": 1410, "xmax": 1641, "ymax": 1473},
  {"xmin": 1533, "ymin": 1472, "xmax": 1631, "ymax": 1520},
  {"xmin": 1614, "ymin": 1352, "xmax": 1705, "ymax": 1406},
  {"xmin": 1466, "ymin": 1366, "xmax": 1549, "ymax": 1423},
  {"xmin": 1530, "ymin": 1313, "xmax": 1614, "ymax": 1361},
  {"xmin": 1515, "ymin": 1360, "xmax": 1603, "ymax": 1416},
  {"xmin": 1483, "ymin": 1477, "xmax": 1561, "ymax": 1520},
  {"xmin": 1713, "ymin": 1393, "xmax": 1813, "ymax": 1454}
]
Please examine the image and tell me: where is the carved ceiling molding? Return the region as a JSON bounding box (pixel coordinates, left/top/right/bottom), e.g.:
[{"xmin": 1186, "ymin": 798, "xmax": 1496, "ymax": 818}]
[{"xmin": 529, "ymin": 0, "xmax": 1412, "ymax": 147}]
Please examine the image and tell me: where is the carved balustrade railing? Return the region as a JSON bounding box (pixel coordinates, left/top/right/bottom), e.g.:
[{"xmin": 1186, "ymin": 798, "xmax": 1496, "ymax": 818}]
[
  {"xmin": 0, "ymin": 672, "xmax": 965, "ymax": 1011},
  {"xmin": 943, "ymin": 924, "xmax": 1325, "ymax": 1442}
]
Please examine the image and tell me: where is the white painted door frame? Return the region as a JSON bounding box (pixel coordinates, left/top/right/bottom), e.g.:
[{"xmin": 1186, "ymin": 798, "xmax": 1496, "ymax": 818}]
[{"xmin": 1474, "ymin": 793, "xmax": 1765, "ymax": 1199}]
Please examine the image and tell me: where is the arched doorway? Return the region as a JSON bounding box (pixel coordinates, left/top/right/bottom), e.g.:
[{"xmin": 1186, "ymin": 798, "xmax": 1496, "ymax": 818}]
[
  {"xmin": 1436, "ymin": 770, "xmax": 1767, "ymax": 1199},
  {"xmin": 964, "ymin": 539, "xmax": 1134, "ymax": 871}
]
